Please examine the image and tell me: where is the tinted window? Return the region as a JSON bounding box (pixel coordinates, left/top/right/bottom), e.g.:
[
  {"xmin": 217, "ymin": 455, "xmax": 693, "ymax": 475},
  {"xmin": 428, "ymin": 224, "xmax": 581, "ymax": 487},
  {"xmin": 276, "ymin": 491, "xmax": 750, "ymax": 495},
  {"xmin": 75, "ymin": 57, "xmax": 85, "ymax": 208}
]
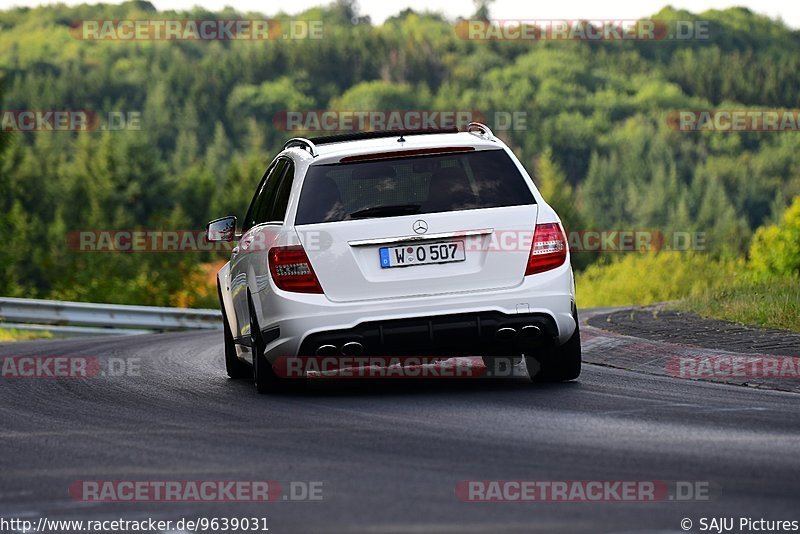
[
  {"xmin": 271, "ymin": 160, "xmax": 295, "ymax": 223},
  {"xmin": 295, "ymin": 149, "xmax": 535, "ymax": 225},
  {"xmin": 242, "ymin": 159, "xmax": 286, "ymax": 231}
]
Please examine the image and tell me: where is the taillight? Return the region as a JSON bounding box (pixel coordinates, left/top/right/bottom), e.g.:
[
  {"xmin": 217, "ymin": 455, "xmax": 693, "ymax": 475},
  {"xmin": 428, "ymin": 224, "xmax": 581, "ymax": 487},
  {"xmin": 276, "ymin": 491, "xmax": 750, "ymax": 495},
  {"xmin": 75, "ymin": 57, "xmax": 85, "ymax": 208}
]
[
  {"xmin": 268, "ymin": 245, "xmax": 324, "ymax": 293},
  {"xmin": 525, "ymin": 223, "xmax": 568, "ymax": 275}
]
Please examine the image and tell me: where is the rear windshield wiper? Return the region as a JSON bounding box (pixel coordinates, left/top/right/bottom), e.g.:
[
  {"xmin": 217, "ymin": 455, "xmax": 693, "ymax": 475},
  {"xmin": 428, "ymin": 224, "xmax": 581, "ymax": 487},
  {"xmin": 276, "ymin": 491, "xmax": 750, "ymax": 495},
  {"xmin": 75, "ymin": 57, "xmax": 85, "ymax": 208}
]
[{"xmin": 348, "ymin": 203, "xmax": 422, "ymax": 219}]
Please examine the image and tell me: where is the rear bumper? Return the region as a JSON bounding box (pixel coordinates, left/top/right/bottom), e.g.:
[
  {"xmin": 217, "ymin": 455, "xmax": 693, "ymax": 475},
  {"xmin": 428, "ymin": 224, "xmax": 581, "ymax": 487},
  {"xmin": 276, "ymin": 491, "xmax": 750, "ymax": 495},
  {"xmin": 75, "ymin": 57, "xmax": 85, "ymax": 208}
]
[
  {"xmin": 298, "ymin": 311, "xmax": 558, "ymax": 357},
  {"xmin": 253, "ymin": 263, "xmax": 576, "ymax": 363}
]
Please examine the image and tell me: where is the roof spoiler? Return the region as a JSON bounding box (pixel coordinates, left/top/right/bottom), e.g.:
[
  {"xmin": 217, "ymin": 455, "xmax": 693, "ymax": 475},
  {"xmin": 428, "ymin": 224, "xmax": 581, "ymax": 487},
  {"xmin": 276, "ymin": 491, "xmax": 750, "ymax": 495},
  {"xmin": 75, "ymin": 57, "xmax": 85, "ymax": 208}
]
[{"xmin": 283, "ymin": 121, "xmax": 496, "ymax": 157}]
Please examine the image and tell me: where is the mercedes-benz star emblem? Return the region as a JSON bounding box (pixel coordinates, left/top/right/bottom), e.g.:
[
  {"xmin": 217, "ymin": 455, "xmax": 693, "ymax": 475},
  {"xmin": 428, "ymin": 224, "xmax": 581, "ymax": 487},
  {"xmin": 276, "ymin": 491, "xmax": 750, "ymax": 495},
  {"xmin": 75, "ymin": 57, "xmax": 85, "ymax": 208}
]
[{"xmin": 413, "ymin": 220, "xmax": 428, "ymax": 234}]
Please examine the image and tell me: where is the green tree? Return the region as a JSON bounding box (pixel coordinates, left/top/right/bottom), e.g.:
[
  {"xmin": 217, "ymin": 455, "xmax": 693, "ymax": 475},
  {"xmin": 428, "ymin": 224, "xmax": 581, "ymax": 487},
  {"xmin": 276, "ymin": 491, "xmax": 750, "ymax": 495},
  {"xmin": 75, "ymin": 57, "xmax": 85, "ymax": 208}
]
[{"xmin": 749, "ymin": 196, "xmax": 800, "ymax": 276}]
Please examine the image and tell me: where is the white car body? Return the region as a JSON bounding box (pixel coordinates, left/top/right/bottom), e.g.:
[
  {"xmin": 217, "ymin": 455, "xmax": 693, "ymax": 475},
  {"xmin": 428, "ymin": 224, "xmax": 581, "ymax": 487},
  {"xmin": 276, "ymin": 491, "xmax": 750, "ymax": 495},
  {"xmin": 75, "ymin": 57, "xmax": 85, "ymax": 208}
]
[{"xmin": 213, "ymin": 125, "xmax": 578, "ymax": 389}]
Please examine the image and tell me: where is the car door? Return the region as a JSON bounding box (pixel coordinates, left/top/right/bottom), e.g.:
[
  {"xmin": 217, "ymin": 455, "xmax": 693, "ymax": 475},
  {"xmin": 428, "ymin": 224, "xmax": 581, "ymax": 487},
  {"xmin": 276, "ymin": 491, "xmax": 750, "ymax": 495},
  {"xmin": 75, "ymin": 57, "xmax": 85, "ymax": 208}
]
[
  {"xmin": 229, "ymin": 158, "xmax": 295, "ymax": 345},
  {"xmin": 229, "ymin": 159, "xmax": 284, "ymax": 342}
]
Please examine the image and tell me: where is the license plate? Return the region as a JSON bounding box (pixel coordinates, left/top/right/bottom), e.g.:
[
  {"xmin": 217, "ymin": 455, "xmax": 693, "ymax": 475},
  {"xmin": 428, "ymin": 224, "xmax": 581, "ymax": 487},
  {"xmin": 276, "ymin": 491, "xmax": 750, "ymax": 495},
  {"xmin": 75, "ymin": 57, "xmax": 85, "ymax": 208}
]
[{"xmin": 379, "ymin": 240, "xmax": 466, "ymax": 268}]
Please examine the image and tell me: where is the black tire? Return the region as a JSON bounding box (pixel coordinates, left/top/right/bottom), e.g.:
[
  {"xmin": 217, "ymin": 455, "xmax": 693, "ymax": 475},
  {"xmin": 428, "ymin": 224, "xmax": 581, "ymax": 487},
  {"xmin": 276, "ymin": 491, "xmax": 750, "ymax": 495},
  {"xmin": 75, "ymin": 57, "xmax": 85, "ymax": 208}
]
[
  {"xmin": 219, "ymin": 282, "xmax": 250, "ymax": 379},
  {"xmin": 249, "ymin": 296, "xmax": 294, "ymax": 394},
  {"xmin": 525, "ymin": 311, "xmax": 582, "ymax": 382}
]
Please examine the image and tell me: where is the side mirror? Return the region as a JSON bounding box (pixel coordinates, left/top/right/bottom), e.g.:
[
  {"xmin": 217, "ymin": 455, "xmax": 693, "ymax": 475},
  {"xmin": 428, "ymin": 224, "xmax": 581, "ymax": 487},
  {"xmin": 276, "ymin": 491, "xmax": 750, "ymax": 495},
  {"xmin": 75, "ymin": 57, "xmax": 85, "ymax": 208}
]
[{"xmin": 207, "ymin": 216, "xmax": 237, "ymax": 242}]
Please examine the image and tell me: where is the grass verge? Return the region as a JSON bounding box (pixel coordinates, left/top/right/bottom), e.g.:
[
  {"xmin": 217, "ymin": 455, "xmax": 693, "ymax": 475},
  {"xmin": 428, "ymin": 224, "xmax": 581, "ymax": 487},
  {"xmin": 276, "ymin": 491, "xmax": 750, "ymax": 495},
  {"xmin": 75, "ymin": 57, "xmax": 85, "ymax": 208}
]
[
  {"xmin": 676, "ymin": 276, "xmax": 800, "ymax": 332},
  {"xmin": 0, "ymin": 328, "xmax": 54, "ymax": 342},
  {"xmin": 576, "ymin": 252, "xmax": 799, "ymax": 332}
]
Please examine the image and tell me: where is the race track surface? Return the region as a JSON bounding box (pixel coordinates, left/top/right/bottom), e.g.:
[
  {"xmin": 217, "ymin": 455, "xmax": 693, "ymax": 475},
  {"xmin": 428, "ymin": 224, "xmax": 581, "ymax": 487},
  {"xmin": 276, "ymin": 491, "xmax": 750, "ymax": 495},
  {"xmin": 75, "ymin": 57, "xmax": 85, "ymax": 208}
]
[{"xmin": 1, "ymin": 314, "xmax": 799, "ymax": 533}]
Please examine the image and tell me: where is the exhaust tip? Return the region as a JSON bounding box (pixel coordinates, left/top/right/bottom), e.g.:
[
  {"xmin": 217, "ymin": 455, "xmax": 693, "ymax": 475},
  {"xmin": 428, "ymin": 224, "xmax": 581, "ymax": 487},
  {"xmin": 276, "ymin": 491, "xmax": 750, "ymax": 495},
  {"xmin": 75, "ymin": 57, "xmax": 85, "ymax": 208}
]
[
  {"xmin": 520, "ymin": 325, "xmax": 542, "ymax": 339},
  {"xmin": 495, "ymin": 327, "xmax": 517, "ymax": 340},
  {"xmin": 341, "ymin": 341, "xmax": 364, "ymax": 356},
  {"xmin": 316, "ymin": 344, "xmax": 339, "ymax": 357}
]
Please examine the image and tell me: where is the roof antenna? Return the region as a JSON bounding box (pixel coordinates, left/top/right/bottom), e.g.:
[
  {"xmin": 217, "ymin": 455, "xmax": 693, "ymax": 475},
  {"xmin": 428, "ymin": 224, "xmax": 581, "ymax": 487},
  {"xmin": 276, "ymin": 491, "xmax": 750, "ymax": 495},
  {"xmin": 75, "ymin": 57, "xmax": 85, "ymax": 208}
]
[{"xmin": 397, "ymin": 134, "xmax": 405, "ymax": 143}]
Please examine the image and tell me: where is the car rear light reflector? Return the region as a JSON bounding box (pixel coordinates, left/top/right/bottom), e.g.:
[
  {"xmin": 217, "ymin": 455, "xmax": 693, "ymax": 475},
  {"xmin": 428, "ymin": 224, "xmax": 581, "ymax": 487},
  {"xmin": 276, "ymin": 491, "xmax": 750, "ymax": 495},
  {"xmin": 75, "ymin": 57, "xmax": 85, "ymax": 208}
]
[
  {"xmin": 525, "ymin": 223, "xmax": 568, "ymax": 275},
  {"xmin": 268, "ymin": 245, "xmax": 324, "ymax": 293}
]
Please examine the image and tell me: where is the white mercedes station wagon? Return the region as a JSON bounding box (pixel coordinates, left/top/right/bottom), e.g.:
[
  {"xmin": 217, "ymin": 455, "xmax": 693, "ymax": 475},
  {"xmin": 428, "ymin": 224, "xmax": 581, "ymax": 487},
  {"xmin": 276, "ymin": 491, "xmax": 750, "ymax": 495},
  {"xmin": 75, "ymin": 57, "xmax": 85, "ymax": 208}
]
[{"xmin": 208, "ymin": 123, "xmax": 580, "ymax": 393}]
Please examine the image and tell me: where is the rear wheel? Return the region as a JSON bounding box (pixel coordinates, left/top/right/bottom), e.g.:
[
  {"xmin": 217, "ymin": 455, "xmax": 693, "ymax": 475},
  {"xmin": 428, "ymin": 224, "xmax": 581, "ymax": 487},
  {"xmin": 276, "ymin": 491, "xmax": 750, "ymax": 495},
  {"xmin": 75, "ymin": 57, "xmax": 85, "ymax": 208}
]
[
  {"xmin": 525, "ymin": 310, "xmax": 582, "ymax": 382},
  {"xmin": 219, "ymin": 282, "xmax": 250, "ymax": 379}
]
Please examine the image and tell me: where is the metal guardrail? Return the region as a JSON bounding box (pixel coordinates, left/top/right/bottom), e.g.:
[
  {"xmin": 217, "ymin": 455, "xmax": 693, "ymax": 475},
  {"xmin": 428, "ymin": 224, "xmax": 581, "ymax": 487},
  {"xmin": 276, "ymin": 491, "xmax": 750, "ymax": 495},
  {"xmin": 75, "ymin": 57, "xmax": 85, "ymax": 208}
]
[{"xmin": 0, "ymin": 297, "xmax": 221, "ymax": 336}]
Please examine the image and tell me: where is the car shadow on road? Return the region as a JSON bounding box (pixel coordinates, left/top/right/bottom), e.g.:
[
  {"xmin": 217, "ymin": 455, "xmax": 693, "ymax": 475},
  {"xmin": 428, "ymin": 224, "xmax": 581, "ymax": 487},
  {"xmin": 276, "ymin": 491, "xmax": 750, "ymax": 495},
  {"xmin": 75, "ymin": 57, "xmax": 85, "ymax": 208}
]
[{"xmin": 232, "ymin": 376, "xmax": 582, "ymax": 398}]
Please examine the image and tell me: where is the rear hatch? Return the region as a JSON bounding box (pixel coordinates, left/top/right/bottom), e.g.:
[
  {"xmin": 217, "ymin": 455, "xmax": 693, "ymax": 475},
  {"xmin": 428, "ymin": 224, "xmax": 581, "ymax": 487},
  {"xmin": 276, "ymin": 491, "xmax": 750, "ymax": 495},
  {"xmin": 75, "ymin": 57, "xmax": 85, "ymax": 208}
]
[{"xmin": 294, "ymin": 148, "xmax": 538, "ymax": 303}]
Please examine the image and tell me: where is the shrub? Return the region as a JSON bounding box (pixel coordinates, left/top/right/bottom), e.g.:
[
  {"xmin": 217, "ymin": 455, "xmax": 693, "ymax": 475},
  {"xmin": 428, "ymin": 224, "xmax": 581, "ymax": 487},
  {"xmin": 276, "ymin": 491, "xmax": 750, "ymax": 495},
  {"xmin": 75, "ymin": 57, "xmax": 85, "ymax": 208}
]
[{"xmin": 749, "ymin": 196, "xmax": 800, "ymax": 277}]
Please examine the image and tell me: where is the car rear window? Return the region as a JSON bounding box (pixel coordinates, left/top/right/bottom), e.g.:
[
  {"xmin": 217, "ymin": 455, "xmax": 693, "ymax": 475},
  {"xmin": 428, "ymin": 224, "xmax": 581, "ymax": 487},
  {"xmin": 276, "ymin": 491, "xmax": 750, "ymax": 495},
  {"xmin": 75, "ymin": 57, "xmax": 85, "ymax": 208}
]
[{"xmin": 294, "ymin": 149, "xmax": 535, "ymax": 225}]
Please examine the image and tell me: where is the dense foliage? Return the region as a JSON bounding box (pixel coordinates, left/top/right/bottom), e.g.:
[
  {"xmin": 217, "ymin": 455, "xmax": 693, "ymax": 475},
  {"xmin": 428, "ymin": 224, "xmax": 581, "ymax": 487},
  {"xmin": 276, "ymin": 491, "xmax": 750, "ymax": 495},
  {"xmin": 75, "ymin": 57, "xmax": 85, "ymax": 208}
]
[
  {"xmin": 750, "ymin": 196, "xmax": 800, "ymax": 277},
  {"xmin": 1, "ymin": 0, "xmax": 798, "ymax": 306}
]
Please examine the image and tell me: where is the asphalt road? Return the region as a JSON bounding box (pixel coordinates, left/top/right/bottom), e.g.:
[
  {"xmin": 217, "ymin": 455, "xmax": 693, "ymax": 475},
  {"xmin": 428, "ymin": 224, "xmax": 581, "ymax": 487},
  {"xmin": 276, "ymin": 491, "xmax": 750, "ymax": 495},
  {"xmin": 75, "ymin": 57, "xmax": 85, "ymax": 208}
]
[{"xmin": 1, "ymin": 322, "xmax": 799, "ymax": 533}]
